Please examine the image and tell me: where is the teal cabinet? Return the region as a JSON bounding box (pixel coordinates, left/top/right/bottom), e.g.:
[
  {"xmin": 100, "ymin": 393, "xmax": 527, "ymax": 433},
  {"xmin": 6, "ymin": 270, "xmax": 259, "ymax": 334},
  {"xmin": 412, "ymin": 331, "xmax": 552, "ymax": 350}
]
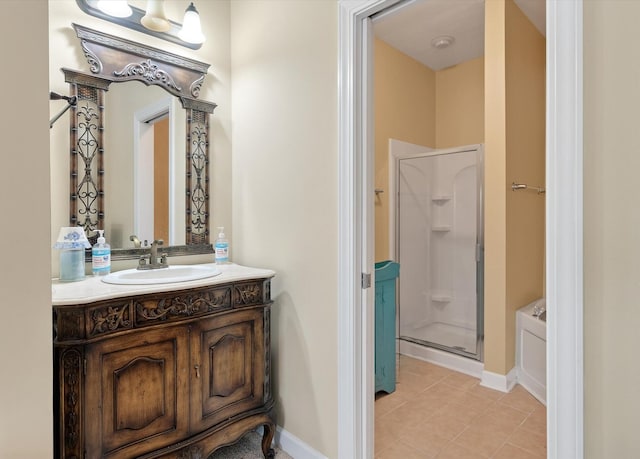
[{"xmin": 374, "ymin": 261, "xmax": 399, "ymax": 394}]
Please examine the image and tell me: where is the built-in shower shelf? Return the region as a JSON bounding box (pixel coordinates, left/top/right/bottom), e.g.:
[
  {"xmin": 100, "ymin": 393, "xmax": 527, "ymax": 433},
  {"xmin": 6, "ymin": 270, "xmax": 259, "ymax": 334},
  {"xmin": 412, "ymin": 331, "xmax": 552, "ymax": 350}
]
[
  {"xmin": 431, "ymin": 225, "xmax": 451, "ymax": 232},
  {"xmin": 431, "ymin": 195, "xmax": 452, "ymax": 203},
  {"xmin": 431, "ymin": 294, "xmax": 452, "ymax": 302}
]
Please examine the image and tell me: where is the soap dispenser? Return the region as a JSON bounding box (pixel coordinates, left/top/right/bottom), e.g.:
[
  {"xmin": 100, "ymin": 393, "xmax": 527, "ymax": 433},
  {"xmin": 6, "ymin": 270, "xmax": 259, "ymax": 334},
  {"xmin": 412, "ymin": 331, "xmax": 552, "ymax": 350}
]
[
  {"xmin": 214, "ymin": 227, "xmax": 229, "ymax": 264},
  {"xmin": 92, "ymin": 230, "xmax": 111, "ymax": 276}
]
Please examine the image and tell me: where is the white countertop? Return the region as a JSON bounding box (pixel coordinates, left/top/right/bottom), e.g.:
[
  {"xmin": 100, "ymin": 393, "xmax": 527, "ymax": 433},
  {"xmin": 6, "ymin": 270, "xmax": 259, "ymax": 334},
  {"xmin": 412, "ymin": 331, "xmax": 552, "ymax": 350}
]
[{"xmin": 52, "ymin": 263, "xmax": 275, "ymax": 306}]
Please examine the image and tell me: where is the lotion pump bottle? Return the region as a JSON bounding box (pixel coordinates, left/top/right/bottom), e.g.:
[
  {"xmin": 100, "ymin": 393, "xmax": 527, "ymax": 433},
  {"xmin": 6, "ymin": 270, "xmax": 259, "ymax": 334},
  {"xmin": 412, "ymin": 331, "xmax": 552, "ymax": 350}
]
[
  {"xmin": 214, "ymin": 227, "xmax": 229, "ymax": 264},
  {"xmin": 92, "ymin": 230, "xmax": 111, "ymax": 276}
]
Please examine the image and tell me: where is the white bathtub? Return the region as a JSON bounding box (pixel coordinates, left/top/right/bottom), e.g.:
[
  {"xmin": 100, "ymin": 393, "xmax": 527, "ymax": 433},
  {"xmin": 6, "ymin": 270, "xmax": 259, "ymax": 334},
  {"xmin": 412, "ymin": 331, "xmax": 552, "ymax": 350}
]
[{"xmin": 516, "ymin": 299, "xmax": 546, "ymax": 405}]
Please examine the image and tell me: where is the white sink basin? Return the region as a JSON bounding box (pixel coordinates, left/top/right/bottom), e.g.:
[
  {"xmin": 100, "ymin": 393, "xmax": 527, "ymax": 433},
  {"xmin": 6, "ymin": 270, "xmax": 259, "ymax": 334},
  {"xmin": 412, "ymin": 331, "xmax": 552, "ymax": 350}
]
[{"xmin": 101, "ymin": 265, "xmax": 221, "ymax": 285}]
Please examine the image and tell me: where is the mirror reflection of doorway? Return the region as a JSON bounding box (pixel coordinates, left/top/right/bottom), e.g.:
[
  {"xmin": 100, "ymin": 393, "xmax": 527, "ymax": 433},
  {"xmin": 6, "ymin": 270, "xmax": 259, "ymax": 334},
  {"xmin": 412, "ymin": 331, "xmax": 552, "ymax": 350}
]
[
  {"xmin": 134, "ymin": 98, "xmax": 173, "ymax": 245},
  {"xmin": 153, "ymin": 116, "xmax": 170, "ymax": 243}
]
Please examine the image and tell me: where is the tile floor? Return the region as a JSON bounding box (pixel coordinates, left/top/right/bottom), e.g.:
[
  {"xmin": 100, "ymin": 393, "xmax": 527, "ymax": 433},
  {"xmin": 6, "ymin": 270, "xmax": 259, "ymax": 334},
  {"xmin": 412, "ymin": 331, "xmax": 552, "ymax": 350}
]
[{"xmin": 375, "ymin": 355, "xmax": 546, "ymax": 458}]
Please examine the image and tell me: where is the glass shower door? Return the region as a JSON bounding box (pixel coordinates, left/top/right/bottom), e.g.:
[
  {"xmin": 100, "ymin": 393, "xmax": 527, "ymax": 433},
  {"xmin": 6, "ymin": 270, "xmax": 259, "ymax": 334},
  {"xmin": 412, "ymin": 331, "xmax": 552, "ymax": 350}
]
[{"xmin": 397, "ymin": 145, "xmax": 483, "ymax": 360}]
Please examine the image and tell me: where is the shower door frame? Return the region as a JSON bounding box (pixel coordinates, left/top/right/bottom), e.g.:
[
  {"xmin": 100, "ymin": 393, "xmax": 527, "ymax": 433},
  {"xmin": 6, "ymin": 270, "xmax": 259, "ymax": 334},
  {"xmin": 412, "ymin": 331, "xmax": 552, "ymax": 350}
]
[{"xmin": 392, "ymin": 143, "xmax": 484, "ymax": 361}]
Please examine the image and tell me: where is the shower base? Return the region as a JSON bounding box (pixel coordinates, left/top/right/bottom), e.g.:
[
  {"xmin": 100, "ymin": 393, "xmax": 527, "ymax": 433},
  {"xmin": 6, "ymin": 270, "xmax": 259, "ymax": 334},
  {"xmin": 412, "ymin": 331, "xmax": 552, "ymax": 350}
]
[
  {"xmin": 400, "ymin": 322, "xmax": 478, "ymax": 357},
  {"xmin": 398, "ymin": 338, "xmax": 483, "ymax": 379}
]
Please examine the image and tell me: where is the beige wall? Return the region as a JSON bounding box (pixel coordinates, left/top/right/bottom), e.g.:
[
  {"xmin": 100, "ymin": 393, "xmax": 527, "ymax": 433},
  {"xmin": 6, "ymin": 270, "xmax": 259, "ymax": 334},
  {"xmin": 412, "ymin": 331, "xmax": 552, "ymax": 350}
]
[
  {"xmin": 8, "ymin": 1, "xmax": 637, "ymax": 457},
  {"xmin": 484, "ymin": 0, "xmax": 545, "ymax": 374},
  {"xmin": 0, "ymin": 1, "xmax": 52, "ymax": 457},
  {"xmin": 48, "ymin": 0, "xmax": 231, "ymax": 274},
  {"xmin": 584, "ymin": 1, "xmax": 640, "ymax": 456},
  {"xmin": 373, "ymin": 41, "xmax": 484, "ymax": 261},
  {"xmin": 504, "ymin": 0, "xmax": 546, "ymax": 370},
  {"xmin": 484, "ymin": 0, "xmax": 509, "ymax": 375},
  {"xmin": 435, "ymin": 57, "xmax": 485, "ymax": 149},
  {"xmin": 230, "ymin": 1, "xmax": 338, "ymax": 457},
  {"xmin": 374, "ymin": 39, "xmax": 436, "ymax": 261}
]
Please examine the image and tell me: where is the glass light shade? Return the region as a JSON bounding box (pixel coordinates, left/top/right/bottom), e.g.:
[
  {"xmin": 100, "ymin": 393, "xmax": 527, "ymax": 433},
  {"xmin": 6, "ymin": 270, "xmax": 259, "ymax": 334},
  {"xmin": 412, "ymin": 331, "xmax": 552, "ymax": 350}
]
[
  {"xmin": 96, "ymin": 0, "xmax": 132, "ymax": 18},
  {"xmin": 178, "ymin": 3, "xmax": 205, "ymax": 44},
  {"xmin": 141, "ymin": 0, "xmax": 171, "ymax": 32}
]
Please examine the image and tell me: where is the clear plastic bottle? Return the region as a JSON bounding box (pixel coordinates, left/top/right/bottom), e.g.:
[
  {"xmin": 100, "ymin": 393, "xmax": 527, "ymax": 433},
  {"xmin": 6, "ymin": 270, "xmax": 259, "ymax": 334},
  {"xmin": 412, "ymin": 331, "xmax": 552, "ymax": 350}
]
[
  {"xmin": 92, "ymin": 230, "xmax": 111, "ymax": 276},
  {"xmin": 214, "ymin": 227, "xmax": 229, "ymax": 264}
]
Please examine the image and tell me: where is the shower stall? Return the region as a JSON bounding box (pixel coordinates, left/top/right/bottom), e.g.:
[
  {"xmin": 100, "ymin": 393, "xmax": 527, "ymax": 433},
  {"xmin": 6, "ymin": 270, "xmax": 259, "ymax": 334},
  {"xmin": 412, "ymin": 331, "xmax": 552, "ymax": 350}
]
[{"xmin": 395, "ymin": 144, "xmax": 483, "ymax": 360}]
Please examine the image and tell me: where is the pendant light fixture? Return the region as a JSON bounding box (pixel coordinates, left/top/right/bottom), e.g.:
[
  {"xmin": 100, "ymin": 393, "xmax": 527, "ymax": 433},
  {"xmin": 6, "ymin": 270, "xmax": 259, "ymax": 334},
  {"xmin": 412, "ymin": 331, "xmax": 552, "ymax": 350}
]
[
  {"xmin": 141, "ymin": 0, "xmax": 171, "ymax": 32},
  {"xmin": 96, "ymin": 0, "xmax": 132, "ymax": 18},
  {"xmin": 178, "ymin": 3, "xmax": 205, "ymax": 44}
]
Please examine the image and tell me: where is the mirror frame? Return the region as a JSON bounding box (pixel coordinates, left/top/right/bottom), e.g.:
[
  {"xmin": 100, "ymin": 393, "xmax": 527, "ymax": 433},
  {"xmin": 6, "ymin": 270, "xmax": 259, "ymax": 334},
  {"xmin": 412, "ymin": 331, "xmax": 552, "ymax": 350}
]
[{"xmin": 63, "ymin": 24, "xmax": 217, "ymax": 260}]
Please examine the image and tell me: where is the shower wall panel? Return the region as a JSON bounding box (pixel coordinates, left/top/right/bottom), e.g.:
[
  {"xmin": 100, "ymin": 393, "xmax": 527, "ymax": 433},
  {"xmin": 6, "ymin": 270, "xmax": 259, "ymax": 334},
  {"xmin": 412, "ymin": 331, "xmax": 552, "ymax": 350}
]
[{"xmin": 397, "ymin": 146, "xmax": 482, "ymax": 358}]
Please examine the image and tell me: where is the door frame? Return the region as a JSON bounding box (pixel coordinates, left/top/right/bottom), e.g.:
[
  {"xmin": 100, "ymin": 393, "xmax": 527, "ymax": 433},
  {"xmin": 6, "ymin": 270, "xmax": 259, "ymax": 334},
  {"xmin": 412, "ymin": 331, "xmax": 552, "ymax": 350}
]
[{"xmin": 337, "ymin": 1, "xmax": 584, "ymax": 458}]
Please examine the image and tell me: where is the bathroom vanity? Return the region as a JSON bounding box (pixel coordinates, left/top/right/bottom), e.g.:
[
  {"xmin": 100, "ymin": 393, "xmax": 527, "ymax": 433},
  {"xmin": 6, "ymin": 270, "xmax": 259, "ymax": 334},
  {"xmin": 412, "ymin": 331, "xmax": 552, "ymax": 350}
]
[{"xmin": 52, "ymin": 264, "xmax": 276, "ymax": 459}]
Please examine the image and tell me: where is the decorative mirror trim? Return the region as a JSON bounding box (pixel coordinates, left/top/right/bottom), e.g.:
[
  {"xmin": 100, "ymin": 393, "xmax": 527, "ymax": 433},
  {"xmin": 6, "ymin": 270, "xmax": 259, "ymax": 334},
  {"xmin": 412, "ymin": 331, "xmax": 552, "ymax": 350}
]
[
  {"xmin": 74, "ymin": 24, "xmax": 209, "ymax": 99},
  {"xmin": 62, "ymin": 26, "xmax": 217, "ymax": 260},
  {"xmin": 75, "ymin": 0, "xmax": 202, "ymax": 50}
]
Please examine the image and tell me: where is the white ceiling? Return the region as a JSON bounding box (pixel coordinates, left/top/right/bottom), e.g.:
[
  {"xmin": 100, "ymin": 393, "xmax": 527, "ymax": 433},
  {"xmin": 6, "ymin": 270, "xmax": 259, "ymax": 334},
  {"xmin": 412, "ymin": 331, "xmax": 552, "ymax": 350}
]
[{"xmin": 372, "ymin": 0, "xmax": 545, "ymax": 71}]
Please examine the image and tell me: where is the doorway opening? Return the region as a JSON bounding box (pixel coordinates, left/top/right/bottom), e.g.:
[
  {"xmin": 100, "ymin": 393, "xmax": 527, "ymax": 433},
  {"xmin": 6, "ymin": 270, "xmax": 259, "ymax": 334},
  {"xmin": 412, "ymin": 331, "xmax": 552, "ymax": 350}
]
[{"xmin": 337, "ymin": 0, "xmax": 583, "ymax": 458}]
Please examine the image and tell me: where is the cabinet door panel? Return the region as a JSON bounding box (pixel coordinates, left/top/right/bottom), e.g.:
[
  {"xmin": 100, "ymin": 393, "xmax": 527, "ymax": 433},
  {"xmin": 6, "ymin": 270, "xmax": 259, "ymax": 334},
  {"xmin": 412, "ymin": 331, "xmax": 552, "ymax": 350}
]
[
  {"xmin": 85, "ymin": 327, "xmax": 189, "ymax": 458},
  {"xmin": 191, "ymin": 308, "xmax": 265, "ymax": 431}
]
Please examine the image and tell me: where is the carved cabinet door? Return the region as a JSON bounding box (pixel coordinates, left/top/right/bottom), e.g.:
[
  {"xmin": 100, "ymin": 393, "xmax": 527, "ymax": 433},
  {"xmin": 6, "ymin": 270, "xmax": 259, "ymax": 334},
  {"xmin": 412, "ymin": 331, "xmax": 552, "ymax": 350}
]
[
  {"xmin": 189, "ymin": 307, "xmax": 266, "ymax": 433},
  {"xmin": 84, "ymin": 326, "xmax": 190, "ymax": 459}
]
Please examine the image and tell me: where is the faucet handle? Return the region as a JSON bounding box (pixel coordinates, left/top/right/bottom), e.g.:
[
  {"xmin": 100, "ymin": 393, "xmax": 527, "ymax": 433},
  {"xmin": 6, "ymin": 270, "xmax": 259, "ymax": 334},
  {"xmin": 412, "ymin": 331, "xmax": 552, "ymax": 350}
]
[{"xmin": 153, "ymin": 239, "xmax": 164, "ymax": 246}]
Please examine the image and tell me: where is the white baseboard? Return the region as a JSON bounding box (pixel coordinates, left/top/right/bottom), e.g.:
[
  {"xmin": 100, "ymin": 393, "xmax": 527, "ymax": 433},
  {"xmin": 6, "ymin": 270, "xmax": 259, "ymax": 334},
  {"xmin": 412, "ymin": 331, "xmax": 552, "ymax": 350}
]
[
  {"xmin": 517, "ymin": 367, "xmax": 547, "ymax": 405},
  {"xmin": 480, "ymin": 367, "xmax": 518, "ymax": 393},
  {"xmin": 258, "ymin": 425, "xmax": 328, "ymax": 459}
]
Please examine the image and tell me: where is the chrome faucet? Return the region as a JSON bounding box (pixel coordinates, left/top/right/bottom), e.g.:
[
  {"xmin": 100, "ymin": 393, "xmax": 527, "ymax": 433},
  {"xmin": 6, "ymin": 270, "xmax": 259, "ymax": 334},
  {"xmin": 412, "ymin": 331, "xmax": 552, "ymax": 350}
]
[
  {"xmin": 137, "ymin": 239, "xmax": 169, "ymax": 270},
  {"xmin": 130, "ymin": 234, "xmax": 142, "ymax": 248}
]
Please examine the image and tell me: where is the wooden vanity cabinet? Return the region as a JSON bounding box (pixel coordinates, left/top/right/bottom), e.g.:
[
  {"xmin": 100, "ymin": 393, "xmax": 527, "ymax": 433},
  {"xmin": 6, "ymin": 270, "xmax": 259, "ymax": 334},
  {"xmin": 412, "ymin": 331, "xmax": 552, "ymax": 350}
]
[{"xmin": 53, "ymin": 277, "xmax": 275, "ymax": 459}]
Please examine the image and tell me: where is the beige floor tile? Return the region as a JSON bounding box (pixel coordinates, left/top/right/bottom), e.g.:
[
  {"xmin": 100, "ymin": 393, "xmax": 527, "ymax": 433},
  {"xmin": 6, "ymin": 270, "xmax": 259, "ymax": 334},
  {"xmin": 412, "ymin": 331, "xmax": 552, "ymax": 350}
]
[
  {"xmin": 453, "ymin": 424, "xmax": 509, "ymax": 457},
  {"xmin": 430, "ymin": 400, "xmax": 484, "ymax": 425},
  {"xmin": 400, "ymin": 356, "xmax": 454, "ymax": 379},
  {"xmin": 507, "ymin": 427, "xmax": 547, "ymax": 457},
  {"xmin": 493, "ymin": 443, "xmax": 543, "ymax": 459},
  {"xmin": 435, "ymin": 441, "xmax": 487, "ymax": 459},
  {"xmin": 411, "ymin": 392, "xmax": 452, "ymax": 414},
  {"xmin": 375, "ymin": 391, "xmax": 409, "ymax": 418},
  {"xmin": 375, "ymin": 356, "xmax": 547, "ymax": 459},
  {"xmin": 398, "ymin": 423, "xmax": 451, "ymax": 458},
  {"xmin": 418, "ymin": 411, "xmax": 469, "ymax": 440},
  {"xmin": 455, "ymin": 391, "xmax": 496, "ymax": 413},
  {"xmin": 520, "ymin": 406, "xmax": 547, "ymax": 436},
  {"xmin": 465, "ymin": 383, "xmax": 506, "ymax": 401},
  {"xmin": 395, "ymin": 371, "xmax": 438, "ymax": 395},
  {"xmin": 441, "ymin": 371, "xmax": 480, "ymax": 391},
  {"xmin": 374, "ymin": 428, "xmax": 397, "ymax": 453},
  {"xmin": 375, "ymin": 439, "xmax": 432, "ymax": 459},
  {"xmin": 499, "ymin": 385, "xmax": 543, "ymax": 414},
  {"xmin": 381, "ymin": 401, "xmax": 432, "ymax": 431},
  {"xmin": 473, "ymin": 403, "xmax": 529, "ymax": 434},
  {"xmin": 376, "ymin": 411, "xmax": 416, "ymax": 439},
  {"xmin": 421, "ymin": 381, "xmax": 467, "ymax": 402}
]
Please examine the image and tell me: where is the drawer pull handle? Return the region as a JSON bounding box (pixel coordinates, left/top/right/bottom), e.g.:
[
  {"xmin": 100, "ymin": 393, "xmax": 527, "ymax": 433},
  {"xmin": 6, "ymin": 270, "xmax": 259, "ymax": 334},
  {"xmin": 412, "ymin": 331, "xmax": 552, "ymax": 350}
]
[{"xmin": 194, "ymin": 365, "xmax": 200, "ymax": 378}]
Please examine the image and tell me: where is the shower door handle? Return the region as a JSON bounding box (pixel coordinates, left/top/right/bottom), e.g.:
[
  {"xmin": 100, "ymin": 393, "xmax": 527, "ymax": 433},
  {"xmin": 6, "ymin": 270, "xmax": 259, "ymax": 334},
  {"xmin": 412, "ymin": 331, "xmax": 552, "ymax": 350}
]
[{"xmin": 476, "ymin": 244, "xmax": 481, "ymax": 262}]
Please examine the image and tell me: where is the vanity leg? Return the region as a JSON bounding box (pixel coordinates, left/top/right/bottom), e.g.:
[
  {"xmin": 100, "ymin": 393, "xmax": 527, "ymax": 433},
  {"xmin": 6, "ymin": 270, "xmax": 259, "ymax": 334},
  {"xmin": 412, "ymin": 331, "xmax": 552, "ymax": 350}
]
[{"xmin": 261, "ymin": 422, "xmax": 276, "ymax": 459}]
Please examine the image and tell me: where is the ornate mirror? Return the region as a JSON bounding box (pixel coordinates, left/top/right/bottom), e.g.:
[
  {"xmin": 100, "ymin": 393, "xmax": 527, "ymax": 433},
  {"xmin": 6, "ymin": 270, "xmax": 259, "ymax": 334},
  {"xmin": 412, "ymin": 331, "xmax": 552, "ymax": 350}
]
[{"xmin": 61, "ymin": 24, "xmax": 216, "ymax": 260}]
